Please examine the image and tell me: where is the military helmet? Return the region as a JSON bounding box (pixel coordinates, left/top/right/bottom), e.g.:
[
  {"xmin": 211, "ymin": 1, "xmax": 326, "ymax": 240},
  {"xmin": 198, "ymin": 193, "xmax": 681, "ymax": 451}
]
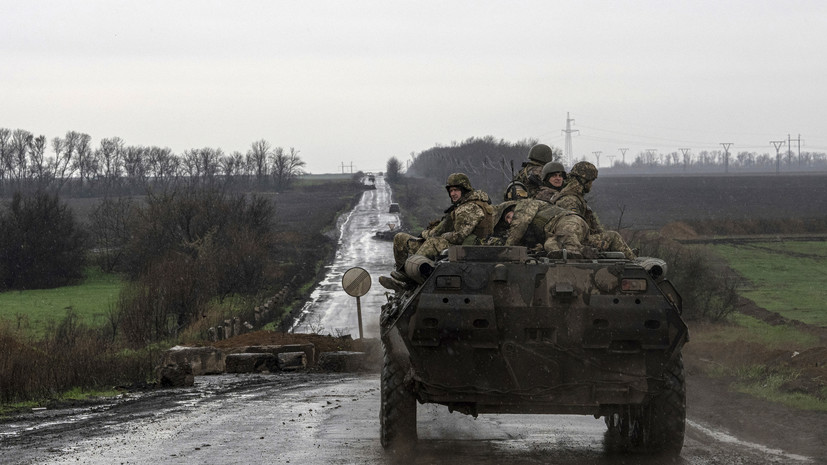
[
  {"xmin": 527, "ymin": 144, "xmax": 554, "ymax": 164},
  {"xmin": 569, "ymin": 161, "xmax": 598, "ymax": 182},
  {"xmin": 445, "ymin": 172, "xmax": 473, "ymax": 192},
  {"xmin": 494, "ymin": 200, "xmax": 518, "ymax": 222},
  {"xmin": 503, "ymin": 181, "xmax": 528, "ymax": 200},
  {"xmin": 541, "ymin": 161, "xmax": 567, "ymax": 181}
]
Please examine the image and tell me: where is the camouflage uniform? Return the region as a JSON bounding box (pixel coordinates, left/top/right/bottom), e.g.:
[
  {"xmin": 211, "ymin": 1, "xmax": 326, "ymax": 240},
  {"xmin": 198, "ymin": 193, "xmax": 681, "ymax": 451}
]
[
  {"xmin": 483, "ymin": 201, "xmax": 518, "ymax": 246},
  {"xmin": 550, "ymin": 162, "xmax": 604, "ymax": 233},
  {"xmin": 552, "ymin": 161, "xmax": 636, "ymax": 259},
  {"xmin": 587, "ymin": 230, "xmax": 636, "ymax": 259},
  {"xmin": 393, "ymin": 173, "xmax": 494, "ymax": 267},
  {"xmin": 533, "ymin": 161, "xmax": 567, "ymax": 202},
  {"xmin": 504, "ymin": 199, "xmax": 589, "ymax": 254},
  {"xmin": 513, "ymin": 144, "xmax": 554, "ymax": 198}
]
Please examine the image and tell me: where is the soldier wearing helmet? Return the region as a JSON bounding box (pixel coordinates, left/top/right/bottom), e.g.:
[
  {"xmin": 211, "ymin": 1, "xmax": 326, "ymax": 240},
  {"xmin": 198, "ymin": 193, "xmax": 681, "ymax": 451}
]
[
  {"xmin": 503, "ymin": 181, "xmax": 529, "ymax": 201},
  {"xmin": 534, "ymin": 161, "xmax": 567, "ymax": 202},
  {"xmin": 550, "ymin": 161, "xmax": 636, "ymax": 259},
  {"xmin": 503, "ymin": 198, "xmax": 591, "ymax": 257},
  {"xmin": 513, "ymin": 143, "xmax": 558, "ymax": 198},
  {"xmin": 483, "ymin": 200, "xmax": 518, "ymax": 246},
  {"xmin": 551, "ymin": 161, "xmax": 598, "ymax": 215},
  {"xmin": 381, "ymin": 173, "xmax": 494, "ymax": 291}
]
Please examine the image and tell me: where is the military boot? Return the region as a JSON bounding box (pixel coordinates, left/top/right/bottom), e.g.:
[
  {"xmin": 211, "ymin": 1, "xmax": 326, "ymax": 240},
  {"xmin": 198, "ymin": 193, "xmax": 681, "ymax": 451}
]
[{"xmin": 379, "ymin": 275, "xmax": 407, "ymax": 293}]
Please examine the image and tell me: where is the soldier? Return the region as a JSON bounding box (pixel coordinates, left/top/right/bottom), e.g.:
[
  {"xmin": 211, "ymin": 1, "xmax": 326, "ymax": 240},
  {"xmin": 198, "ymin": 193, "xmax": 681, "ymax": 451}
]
[
  {"xmin": 483, "ymin": 200, "xmax": 518, "ymax": 246},
  {"xmin": 534, "ymin": 161, "xmax": 567, "ymax": 202},
  {"xmin": 504, "ymin": 198, "xmax": 590, "ymax": 257},
  {"xmin": 514, "ymin": 143, "xmax": 555, "ymax": 198},
  {"xmin": 381, "ymin": 173, "xmax": 494, "ymax": 291},
  {"xmin": 551, "ymin": 161, "xmax": 636, "ymax": 259}
]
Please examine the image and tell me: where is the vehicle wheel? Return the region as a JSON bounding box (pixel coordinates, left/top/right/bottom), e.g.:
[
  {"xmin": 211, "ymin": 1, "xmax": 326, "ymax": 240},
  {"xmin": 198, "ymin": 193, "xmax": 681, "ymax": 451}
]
[
  {"xmin": 636, "ymin": 354, "xmax": 686, "ymax": 454},
  {"xmin": 380, "ymin": 341, "xmax": 417, "ymax": 450},
  {"xmin": 605, "ymin": 355, "xmax": 686, "ymax": 455}
]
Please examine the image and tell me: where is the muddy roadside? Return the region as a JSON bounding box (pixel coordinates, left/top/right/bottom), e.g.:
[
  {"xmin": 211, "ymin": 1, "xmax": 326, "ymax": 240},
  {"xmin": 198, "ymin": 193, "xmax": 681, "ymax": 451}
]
[{"xmin": 683, "ymin": 296, "xmax": 827, "ymax": 459}]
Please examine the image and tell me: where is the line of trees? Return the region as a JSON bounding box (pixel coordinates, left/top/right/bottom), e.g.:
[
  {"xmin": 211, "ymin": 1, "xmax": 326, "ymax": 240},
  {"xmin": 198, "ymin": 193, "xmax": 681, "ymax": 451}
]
[
  {"xmin": 404, "ymin": 136, "xmax": 551, "ymax": 199},
  {"xmin": 608, "ymin": 148, "xmax": 827, "ymax": 174},
  {"xmin": 0, "ymin": 128, "xmax": 306, "ymax": 197}
]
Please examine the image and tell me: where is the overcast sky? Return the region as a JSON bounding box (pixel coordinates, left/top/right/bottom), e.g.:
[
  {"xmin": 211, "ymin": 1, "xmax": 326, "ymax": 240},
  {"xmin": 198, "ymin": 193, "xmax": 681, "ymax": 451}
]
[{"xmin": 3, "ymin": 0, "xmax": 825, "ymax": 173}]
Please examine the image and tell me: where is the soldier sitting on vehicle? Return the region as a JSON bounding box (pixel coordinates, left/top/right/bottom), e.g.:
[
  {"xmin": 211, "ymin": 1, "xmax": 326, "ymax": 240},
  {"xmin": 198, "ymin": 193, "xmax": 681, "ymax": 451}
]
[
  {"xmin": 513, "ymin": 143, "xmax": 556, "ymax": 198},
  {"xmin": 380, "ymin": 173, "xmax": 494, "ymax": 292},
  {"xmin": 504, "ymin": 197, "xmax": 592, "ymax": 257},
  {"xmin": 483, "ymin": 198, "xmax": 518, "ymax": 246},
  {"xmin": 551, "ymin": 161, "xmax": 636, "ymax": 259},
  {"xmin": 534, "ymin": 161, "xmax": 567, "ymax": 202}
]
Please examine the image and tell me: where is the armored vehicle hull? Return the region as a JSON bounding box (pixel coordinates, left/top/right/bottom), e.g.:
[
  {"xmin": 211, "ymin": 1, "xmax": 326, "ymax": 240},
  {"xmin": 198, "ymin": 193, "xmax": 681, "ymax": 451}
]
[{"xmin": 380, "ymin": 245, "xmax": 688, "ymax": 454}]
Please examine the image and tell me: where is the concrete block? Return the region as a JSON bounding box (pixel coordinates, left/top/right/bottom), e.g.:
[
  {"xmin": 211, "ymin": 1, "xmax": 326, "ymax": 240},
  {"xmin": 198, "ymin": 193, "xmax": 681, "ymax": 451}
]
[
  {"xmin": 243, "ymin": 344, "xmax": 316, "ymax": 367},
  {"xmin": 317, "ymin": 351, "xmax": 369, "ymax": 373},
  {"xmin": 225, "ymin": 353, "xmax": 279, "ymax": 374},
  {"xmin": 161, "ymin": 345, "xmax": 225, "ymax": 375},
  {"xmin": 277, "ymin": 352, "xmax": 307, "ymax": 371}
]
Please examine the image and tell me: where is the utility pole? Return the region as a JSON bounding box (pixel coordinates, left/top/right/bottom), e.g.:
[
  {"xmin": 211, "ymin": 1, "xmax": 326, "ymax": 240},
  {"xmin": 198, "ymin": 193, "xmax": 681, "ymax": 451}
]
[
  {"xmin": 720, "ymin": 143, "xmax": 733, "ymax": 173},
  {"xmin": 618, "ymin": 148, "xmax": 628, "ymax": 165},
  {"xmin": 607, "ymin": 155, "xmax": 616, "ymax": 168},
  {"xmin": 592, "ymin": 151, "xmax": 602, "ymax": 167},
  {"xmin": 788, "ymin": 133, "xmax": 802, "ymax": 167},
  {"xmin": 770, "ymin": 140, "xmax": 785, "ymax": 174},
  {"xmin": 679, "ymin": 148, "xmax": 691, "ymax": 171},
  {"xmin": 562, "ymin": 112, "xmax": 579, "ymax": 167}
]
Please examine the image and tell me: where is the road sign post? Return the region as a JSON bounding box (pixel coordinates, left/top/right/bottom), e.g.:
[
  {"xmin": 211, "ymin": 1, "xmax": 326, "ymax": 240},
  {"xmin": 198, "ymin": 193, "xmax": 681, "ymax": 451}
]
[{"xmin": 341, "ymin": 267, "xmax": 371, "ymax": 339}]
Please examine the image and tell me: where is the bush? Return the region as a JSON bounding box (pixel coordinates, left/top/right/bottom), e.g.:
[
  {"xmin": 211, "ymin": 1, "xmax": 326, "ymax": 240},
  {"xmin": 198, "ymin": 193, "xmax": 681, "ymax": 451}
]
[
  {"xmin": 630, "ymin": 231, "xmax": 738, "ymax": 321},
  {"xmin": 0, "ymin": 192, "xmax": 88, "ymax": 290},
  {"xmin": 0, "ymin": 311, "xmax": 153, "ymax": 404},
  {"xmin": 116, "ymin": 190, "xmax": 280, "ymax": 345}
]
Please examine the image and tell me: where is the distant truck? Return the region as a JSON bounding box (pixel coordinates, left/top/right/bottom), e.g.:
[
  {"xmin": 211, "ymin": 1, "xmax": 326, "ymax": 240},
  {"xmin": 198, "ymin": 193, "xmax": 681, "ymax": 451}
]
[{"xmin": 379, "ymin": 245, "xmax": 688, "ymax": 455}]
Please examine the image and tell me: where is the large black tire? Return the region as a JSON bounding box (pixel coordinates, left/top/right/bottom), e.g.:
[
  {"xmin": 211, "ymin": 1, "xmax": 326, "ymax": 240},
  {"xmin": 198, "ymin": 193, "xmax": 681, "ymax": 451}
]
[
  {"xmin": 380, "ymin": 341, "xmax": 417, "ymax": 450},
  {"xmin": 605, "ymin": 354, "xmax": 686, "ymax": 455}
]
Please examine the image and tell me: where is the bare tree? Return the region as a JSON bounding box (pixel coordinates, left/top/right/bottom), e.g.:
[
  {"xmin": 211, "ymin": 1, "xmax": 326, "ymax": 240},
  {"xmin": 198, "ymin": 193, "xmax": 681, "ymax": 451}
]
[
  {"xmin": 247, "ymin": 139, "xmax": 271, "ymax": 187},
  {"xmin": 122, "ymin": 146, "xmax": 148, "ymax": 193},
  {"xmin": 145, "ymin": 146, "xmax": 178, "ymax": 194},
  {"xmin": 50, "ymin": 131, "xmax": 81, "ymax": 193},
  {"xmin": 71, "ymin": 132, "xmax": 95, "ymax": 190},
  {"xmin": 271, "ymin": 147, "xmax": 305, "ymax": 191}
]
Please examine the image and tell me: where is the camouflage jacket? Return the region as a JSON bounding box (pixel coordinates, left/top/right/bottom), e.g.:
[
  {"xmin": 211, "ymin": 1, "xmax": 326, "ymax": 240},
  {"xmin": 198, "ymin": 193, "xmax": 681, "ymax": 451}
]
[
  {"xmin": 484, "ymin": 200, "xmax": 518, "ymax": 245},
  {"xmin": 427, "ymin": 189, "xmax": 494, "ymax": 244},
  {"xmin": 513, "ymin": 162, "xmax": 544, "ymax": 198},
  {"xmin": 534, "ymin": 185, "xmax": 562, "ymax": 203},
  {"xmin": 505, "ymin": 199, "xmax": 576, "ymax": 246},
  {"xmin": 550, "ymin": 182, "xmax": 604, "ymax": 233}
]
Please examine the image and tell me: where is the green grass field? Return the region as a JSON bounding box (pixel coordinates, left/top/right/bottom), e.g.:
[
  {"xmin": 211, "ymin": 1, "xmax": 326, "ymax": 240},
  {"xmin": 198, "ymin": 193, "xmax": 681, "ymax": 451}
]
[
  {"xmin": 710, "ymin": 241, "xmax": 827, "ymax": 326},
  {"xmin": 0, "ymin": 268, "xmax": 124, "ymax": 336}
]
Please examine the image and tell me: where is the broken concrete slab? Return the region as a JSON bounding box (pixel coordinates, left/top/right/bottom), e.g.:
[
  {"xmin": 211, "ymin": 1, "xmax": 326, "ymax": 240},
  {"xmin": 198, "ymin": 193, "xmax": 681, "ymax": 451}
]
[
  {"xmin": 242, "ymin": 344, "xmax": 316, "ymax": 367},
  {"xmin": 225, "ymin": 353, "xmax": 279, "ymax": 374},
  {"xmin": 161, "ymin": 346, "xmax": 225, "ymax": 375},
  {"xmin": 317, "ymin": 351, "xmax": 371, "ymax": 373},
  {"xmin": 158, "ymin": 363, "xmax": 194, "ymax": 387},
  {"xmin": 277, "ymin": 352, "xmax": 307, "ymax": 371}
]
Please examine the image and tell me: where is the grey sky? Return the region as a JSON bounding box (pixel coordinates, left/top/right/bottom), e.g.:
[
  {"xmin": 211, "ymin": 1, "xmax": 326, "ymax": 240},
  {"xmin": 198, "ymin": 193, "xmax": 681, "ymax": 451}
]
[{"xmin": 3, "ymin": 0, "xmax": 825, "ymax": 173}]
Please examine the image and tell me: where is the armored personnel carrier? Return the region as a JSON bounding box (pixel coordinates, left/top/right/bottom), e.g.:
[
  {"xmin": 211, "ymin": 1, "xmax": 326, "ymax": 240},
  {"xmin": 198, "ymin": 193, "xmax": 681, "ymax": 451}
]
[{"xmin": 379, "ymin": 245, "xmax": 688, "ymax": 454}]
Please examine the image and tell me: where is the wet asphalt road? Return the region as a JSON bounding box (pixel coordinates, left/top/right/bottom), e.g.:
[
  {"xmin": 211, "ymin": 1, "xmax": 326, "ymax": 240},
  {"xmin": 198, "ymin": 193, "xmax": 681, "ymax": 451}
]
[
  {"xmin": 291, "ymin": 175, "xmax": 399, "ymax": 338},
  {"xmin": 0, "ymin": 176, "xmax": 820, "ymax": 464},
  {"xmin": 0, "ymin": 373, "xmax": 815, "ymax": 465}
]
